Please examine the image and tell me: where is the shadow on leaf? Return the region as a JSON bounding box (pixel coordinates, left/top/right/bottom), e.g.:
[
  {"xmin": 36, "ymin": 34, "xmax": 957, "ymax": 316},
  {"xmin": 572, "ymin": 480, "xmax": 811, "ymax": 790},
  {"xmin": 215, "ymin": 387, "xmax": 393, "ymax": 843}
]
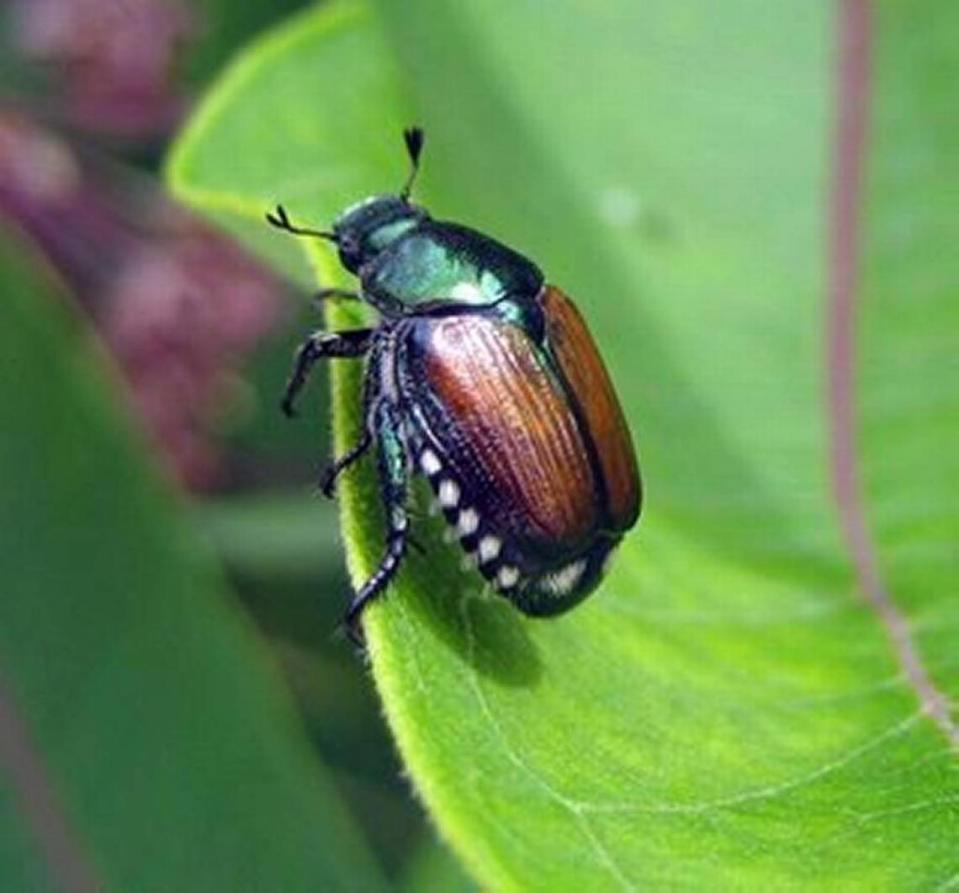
[{"xmin": 402, "ymin": 546, "xmax": 543, "ymax": 689}]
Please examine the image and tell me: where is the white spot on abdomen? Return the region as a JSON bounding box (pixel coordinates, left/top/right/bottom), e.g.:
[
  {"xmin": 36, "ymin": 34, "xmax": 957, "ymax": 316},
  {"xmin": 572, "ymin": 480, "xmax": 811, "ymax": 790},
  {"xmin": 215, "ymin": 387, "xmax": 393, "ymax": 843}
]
[
  {"xmin": 420, "ymin": 449, "xmax": 441, "ymax": 476},
  {"xmin": 478, "ymin": 535, "xmax": 501, "ymax": 565},
  {"xmin": 497, "ymin": 565, "xmax": 520, "ymax": 589},
  {"xmin": 543, "ymin": 559, "xmax": 587, "ymax": 596},
  {"xmin": 438, "ymin": 479, "xmax": 460, "ymax": 509},
  {"xmin": 456, "ymin": 508, "xmax": 479, "ymax": 537}
]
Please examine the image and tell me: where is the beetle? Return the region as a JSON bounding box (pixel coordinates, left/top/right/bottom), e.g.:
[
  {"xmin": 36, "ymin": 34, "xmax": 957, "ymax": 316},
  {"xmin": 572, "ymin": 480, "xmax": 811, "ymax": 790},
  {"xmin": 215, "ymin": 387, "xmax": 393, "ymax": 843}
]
[{"xmin": 268, "ymin": 128, "xmax": 640, "ymax": 638}]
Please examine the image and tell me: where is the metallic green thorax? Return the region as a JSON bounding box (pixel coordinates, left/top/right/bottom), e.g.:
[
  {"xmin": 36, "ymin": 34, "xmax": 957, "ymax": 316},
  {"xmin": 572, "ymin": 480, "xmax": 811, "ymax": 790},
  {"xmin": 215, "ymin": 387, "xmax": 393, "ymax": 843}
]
[{"xmin": 332, "ymin": 195, "xmax": 543, "ymax": 314}]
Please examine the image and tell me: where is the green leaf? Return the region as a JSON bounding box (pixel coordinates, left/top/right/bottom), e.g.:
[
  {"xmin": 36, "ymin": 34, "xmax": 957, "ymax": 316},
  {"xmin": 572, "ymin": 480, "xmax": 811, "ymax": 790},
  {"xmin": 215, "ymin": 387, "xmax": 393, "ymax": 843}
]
[
  {"xmin": 168, "ymin": 1, "xmax": 959, "ymax": 888},
  {"xmin": 399, "ymin": 834, "xmax": 476, "ymax": 893},
  {"xmin": 0, "ymin": 226, "xmax": 386, "ymax": 890}
]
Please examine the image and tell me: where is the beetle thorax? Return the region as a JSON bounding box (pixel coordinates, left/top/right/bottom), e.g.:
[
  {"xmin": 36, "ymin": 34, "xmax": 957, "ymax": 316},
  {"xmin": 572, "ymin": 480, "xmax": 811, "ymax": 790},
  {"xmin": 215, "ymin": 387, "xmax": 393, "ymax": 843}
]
[{"xmin": 332, "ymin": 195, "xmax": 428, "ymax": 274}]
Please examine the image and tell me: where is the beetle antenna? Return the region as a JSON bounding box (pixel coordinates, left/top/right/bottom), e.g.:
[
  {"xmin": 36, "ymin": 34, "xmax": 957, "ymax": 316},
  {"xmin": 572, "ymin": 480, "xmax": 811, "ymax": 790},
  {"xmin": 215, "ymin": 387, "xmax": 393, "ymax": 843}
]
[
  {"xmin": 399, "ymin": 126, "xmax": 425, "ymax": 201},
  {"xmin": 266, "ymin": 204, "xmax": 338, "ymax": 242}
]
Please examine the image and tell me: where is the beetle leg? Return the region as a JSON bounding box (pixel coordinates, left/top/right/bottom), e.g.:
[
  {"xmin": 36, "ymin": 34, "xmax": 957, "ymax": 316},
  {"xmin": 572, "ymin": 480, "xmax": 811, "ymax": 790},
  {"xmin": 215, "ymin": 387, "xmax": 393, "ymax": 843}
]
[
  {"xmin": 319, "ymin": 430, "xmax": 372, "ymax": 498},
  {"xmin": 343, "ymin": 402, "xmax": 410, "ymax": 641},
  {"xmin": 319, "ymin": 339, "xmax": 382, "ymax": 496},
  {"xmin": 281, "ymin": 328, "xmax": 373, "ymax": 417}
]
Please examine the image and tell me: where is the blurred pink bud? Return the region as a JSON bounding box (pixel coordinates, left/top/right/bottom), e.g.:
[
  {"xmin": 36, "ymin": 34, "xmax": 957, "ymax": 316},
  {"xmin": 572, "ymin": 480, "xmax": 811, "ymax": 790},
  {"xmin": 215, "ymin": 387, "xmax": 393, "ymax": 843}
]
[
  {"xmin": 0, "ymin": 112, "xmax": 287, "ymax": 490},
  {"xmin": 100, "ymin": 218, "xmax": 288, "ymax": 490},
  {"xmin": 11, "ymin": 0, "xmax": 194, "ymax": 137}
]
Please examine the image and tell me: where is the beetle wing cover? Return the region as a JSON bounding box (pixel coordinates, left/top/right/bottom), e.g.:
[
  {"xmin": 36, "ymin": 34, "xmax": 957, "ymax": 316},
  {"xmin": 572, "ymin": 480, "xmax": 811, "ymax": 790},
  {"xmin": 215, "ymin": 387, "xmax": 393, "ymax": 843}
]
[
  {"xmin": 405, "ymin": 313, "xmax": 599, "ymax": 551},
  {"xmin": 542, "ymin": 286, "xmax": 640, "ymax": 531}
]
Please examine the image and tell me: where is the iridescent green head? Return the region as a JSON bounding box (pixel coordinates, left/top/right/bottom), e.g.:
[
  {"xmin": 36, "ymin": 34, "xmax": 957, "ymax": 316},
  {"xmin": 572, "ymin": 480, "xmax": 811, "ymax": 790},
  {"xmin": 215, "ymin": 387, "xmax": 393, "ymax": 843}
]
[
  {"xmin": 331, "ymin": 127, "xmax": 427, "ymax": 275},
  {"xmin": 332, "ymin": 195, "xmax": 428, "ymax": 275}
]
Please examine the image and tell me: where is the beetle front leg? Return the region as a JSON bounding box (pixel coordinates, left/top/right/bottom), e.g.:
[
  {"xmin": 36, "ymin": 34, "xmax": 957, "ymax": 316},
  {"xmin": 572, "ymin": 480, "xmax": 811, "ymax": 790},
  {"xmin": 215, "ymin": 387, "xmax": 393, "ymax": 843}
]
[
  {"xmin": 343, "ymin": 403, "xmax": 410, "ymax": 642},
  {"xmin": 281, "ymin": 328, "xmax": 373, "ymax": 417}
]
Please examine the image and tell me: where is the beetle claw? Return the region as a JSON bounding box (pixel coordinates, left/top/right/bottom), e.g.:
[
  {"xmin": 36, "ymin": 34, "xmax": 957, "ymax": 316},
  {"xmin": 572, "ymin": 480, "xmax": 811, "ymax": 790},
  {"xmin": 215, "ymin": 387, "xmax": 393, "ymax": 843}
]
[{"xmin": 340, "ymin": 618, "xmax": 366, "ymax": 650}]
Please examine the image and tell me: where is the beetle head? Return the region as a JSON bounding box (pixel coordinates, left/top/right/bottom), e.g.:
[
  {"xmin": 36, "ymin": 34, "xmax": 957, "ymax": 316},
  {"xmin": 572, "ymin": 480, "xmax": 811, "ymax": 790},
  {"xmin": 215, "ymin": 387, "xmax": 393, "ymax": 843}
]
[
  {"xmin": 332, "ymin": 194, "xmax": 428, "ymax": 274},
  {"xmin": 267, "ymin": 128, "xmax": 430, "ymax": 275},
  {"xmin": 332, "ymin": 127, "xmax": 428, "ymax": 274}
]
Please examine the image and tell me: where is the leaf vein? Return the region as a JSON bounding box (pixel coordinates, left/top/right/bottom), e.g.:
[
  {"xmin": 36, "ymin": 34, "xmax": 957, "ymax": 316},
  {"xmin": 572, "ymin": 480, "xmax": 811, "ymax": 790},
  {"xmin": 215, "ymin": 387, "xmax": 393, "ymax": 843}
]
[
  {"xmin": 461, "ymin": 595, "xmax": 638, "ymax": 891},
  {"xmin": 578, "ymin": 712, "xmax": 922, "ymax": 815},
  {"xmin": 826, "ymin": 0, "xmax": 959, "ymax": 748}
]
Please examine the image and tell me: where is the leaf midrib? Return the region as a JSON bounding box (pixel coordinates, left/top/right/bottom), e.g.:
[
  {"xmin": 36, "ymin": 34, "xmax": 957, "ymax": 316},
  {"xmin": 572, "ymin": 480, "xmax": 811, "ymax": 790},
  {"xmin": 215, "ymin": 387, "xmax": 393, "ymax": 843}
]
[{"xmin": 826, "ymin": 0, "xmax": 958, "ymax": 747}]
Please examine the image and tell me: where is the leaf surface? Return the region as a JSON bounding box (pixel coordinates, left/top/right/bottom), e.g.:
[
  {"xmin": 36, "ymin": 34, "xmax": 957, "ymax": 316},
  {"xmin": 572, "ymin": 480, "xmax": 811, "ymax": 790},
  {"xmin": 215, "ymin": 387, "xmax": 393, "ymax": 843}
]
[{"xmin": 169, "ymin": 1, "xmax": 959, "ymax": 888}]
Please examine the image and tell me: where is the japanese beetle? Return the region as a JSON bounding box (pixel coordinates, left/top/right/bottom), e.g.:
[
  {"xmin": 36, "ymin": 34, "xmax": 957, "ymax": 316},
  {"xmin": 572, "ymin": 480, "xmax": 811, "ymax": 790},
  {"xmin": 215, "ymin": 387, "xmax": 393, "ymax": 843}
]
[{"xmin": 269, "ymin": 128, "xmax": 640, "ymax": 636}]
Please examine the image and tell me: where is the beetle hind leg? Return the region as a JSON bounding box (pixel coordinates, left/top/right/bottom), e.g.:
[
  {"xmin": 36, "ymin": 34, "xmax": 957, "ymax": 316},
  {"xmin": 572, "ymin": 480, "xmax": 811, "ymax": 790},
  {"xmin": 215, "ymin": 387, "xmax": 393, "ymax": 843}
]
[
  {"xmin": 319, "ymin": 430, "xmax": 372, "ymax": 498},
  {"xmin": 343, "ymin": 402, "xmax": 410, "ymax": 642},
  {"xmin": 343, "ymin": 520, "xmax": 407, "ymax": 641}
]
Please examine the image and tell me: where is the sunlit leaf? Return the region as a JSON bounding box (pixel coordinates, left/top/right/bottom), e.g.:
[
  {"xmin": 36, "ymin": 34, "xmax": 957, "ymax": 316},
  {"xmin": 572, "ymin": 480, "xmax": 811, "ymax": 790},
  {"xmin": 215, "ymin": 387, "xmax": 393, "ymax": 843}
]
[{"xmin": 168, "ymin": 1, "xmax": 959, "ymax": 887}]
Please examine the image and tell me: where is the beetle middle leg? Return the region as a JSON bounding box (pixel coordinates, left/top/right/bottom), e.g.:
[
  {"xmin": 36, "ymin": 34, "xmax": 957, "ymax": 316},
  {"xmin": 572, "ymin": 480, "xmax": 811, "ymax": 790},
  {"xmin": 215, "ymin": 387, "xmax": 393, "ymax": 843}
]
[
  {"xmin": 318, "ymin": 336, "xmax": 382, "ymax": 497},
  {"xmin": 343, "ymin": 401, "xmax": 410, "ymax": 642},
  {"xmin": 281, "ymin": 328, "xmax": 373, "ymax": 417},
  {"xmin": 320, "ymin": 430, "xmax": 372, "ymax": 498}
]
